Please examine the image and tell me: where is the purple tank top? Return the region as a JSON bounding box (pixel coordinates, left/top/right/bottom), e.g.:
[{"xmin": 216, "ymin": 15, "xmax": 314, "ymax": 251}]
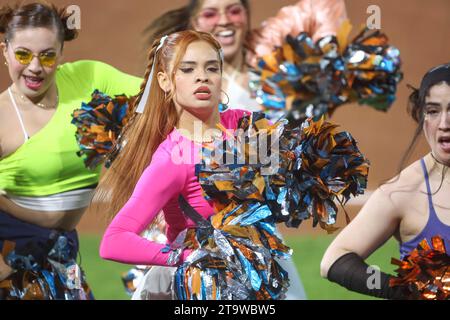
[{"xmin": 399, "ymin": 159, "xmax": 450, "ymax": 259}]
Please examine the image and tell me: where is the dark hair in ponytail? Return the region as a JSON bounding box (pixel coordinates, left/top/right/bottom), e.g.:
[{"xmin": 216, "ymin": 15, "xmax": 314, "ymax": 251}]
[
  {"xmin": 0, "ymin": 1, "xmax": 78, "ymax": 48},
  {"xmin": 388, "ymin": 63, "xmax": 450, "ymax": 190},
  {"xmin": 395, "ymin": 84, "xmax": 426, "ymax": 176},
  {"xmin": 0, "ymin": 6, "xmax": 14, "ymax": 34},
  {"xmin": 144, "ymin": 0, "xmax": 251, "ymax": 49}
]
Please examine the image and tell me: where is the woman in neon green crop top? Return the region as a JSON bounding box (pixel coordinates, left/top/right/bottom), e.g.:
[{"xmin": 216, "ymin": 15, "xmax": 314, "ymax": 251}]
[{"xmin": 0, "ymin": 3, "xmax": 141, "ymax": 299}]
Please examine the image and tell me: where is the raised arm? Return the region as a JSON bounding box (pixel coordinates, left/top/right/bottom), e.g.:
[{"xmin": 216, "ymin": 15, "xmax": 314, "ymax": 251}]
[
  {"xmin": 65, "ymin": 60, "xmax": 142, "ymax": 98},
  {"xmin": 99, "ymin": 149, "xmax": 190, "ymax": 267},
  {"xmin": 248, "ymin": 0, "xmax": 347, "ymax": 67}
]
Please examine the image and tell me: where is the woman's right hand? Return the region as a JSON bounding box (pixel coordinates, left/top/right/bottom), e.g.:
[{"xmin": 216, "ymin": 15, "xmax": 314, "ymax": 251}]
[{"xmin": 0, "ymin": 253, "xmax": 14, "ymax": 281}]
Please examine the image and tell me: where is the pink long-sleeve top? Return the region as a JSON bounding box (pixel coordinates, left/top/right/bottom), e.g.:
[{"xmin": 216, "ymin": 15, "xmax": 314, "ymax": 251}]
[
  {"xmin": 99, "ymin": 109, "xmax": 250, "ymax": 266},
  {"xmin": 247, "ymin": 0, "xmax": 348, "ymax": 67}
]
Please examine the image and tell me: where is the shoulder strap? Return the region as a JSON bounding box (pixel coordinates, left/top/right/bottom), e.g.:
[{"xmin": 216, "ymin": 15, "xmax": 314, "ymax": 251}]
[
  {"xmin": 420, "ymin": 158, "xmax": 435, "ymax": 213},
  {"xmin": 8, "ymin": 87, "xmax": 29, "ymax": 143},
  {"xmin": 178, "ymin": 195, "xmax": 212, "ymax": 229}
]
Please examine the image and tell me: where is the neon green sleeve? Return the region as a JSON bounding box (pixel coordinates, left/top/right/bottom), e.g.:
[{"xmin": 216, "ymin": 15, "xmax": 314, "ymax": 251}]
[
  {"xmin": 61, "ymin": 60, "xmax": 143, "ymax": 98},
  {"xmin": 90, "ymin": 60, "xmax": 143, "ymax": 97},
  {"xmin": 0, "ymin": 60, "xmax": 144, "ymax": 197}
]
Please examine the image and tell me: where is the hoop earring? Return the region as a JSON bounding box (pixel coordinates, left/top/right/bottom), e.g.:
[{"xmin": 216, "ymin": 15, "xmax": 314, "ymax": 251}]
[{"xmin": 221, "ymin": 89, "xmax": 230, "ymax": 107}]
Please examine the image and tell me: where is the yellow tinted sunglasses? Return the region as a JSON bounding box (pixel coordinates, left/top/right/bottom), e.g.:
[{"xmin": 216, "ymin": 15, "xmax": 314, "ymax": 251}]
[{"xmin": 13, "ymin": 49, "xmax": 57, "ymax": 67}]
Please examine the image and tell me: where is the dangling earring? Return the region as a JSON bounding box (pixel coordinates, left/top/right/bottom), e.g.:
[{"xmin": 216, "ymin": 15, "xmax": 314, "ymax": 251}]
[
  {"xmin": 220, "ymin": 89, "xmax": 230, "ymax": 107},
  {"xmin": 4, "ymin": 61, "xmax": 8, "ymax": 67}
]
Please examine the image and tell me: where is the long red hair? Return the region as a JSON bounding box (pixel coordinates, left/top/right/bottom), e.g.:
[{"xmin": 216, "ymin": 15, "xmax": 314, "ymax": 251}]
[{"xmin": 92, "ymin": 30, "xmax": 223, "ymax": 221}]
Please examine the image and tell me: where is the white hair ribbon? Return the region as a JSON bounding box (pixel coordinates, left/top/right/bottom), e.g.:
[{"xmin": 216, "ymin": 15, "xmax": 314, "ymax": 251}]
[
  {"xmin": 136, "ymin": 35, "xmax": 169, "ymax": 114},
  {"xmin": 219, "ymin": 48, "xmax": 224, "ymax": 64}
]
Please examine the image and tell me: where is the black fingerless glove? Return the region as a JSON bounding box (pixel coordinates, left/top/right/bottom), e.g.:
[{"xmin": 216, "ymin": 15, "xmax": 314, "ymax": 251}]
[{"xmin": 327, "ymin": 252, "xmax": 407, "ymax": 300}]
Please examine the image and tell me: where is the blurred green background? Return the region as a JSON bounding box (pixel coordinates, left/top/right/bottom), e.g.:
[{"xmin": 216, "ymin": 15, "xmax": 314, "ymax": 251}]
[{"xmin": 79, "ymin": 234, "xmax": 398, "ymax": 300}]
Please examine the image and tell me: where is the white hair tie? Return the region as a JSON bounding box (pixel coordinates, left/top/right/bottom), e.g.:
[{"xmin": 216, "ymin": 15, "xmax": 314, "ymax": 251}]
[
  {"xmin": 136, "ymin": 35, "xmax": 169, "ymax": 114},
  {"xmin": 219, "ymin": 48, "xmax": 224, "ymax": 64}
]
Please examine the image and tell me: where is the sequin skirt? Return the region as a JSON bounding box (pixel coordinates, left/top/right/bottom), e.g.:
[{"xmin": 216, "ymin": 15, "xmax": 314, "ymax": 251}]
[{"xmin": 0, "ymin": 210, "xmax": 93, "ymax": 300}]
